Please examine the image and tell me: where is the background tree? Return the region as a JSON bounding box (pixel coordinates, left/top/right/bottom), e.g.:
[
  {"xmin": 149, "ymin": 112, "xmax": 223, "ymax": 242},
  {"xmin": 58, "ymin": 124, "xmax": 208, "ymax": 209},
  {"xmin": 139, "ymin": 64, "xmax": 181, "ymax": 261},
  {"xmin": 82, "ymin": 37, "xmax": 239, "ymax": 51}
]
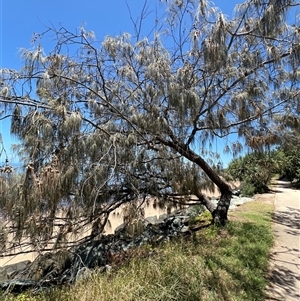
[
  {"xmin": 0, "ymin": 0, "xmax": 299, "ymax": 254},
  {"xmin": 226, "ymin": 151, "xmax": 283, "ymax": 196},
  {"xmin": 275, "ymin": 127, "xmax": 300, "ymax": 181}
]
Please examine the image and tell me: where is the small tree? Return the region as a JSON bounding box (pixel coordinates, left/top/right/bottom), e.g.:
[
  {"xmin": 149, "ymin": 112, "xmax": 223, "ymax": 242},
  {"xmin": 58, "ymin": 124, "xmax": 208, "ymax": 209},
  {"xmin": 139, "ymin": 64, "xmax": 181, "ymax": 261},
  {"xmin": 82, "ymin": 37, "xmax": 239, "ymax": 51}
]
[{"xmin": 0, "ymin": 0, "xmax": 299, "ymax": 254}]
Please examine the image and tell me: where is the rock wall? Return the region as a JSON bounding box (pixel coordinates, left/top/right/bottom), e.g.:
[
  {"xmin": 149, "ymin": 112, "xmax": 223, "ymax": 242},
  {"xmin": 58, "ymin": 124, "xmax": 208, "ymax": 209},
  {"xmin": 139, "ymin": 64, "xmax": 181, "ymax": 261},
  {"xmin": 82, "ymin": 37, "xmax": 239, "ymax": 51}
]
[{"xmin": 0, "ymin": 206, "xmax": 202, "ymax": 292}]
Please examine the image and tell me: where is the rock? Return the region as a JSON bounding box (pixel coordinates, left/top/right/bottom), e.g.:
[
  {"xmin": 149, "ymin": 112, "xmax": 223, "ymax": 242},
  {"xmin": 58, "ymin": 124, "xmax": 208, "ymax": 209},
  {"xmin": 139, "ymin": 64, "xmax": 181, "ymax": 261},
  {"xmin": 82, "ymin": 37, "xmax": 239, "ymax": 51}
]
[
  {"xmin": 114, "ymin": 223, "xmax": 125, "ymax": 234},
  {"xmin": 0, "ymin": 260, "xmax": 31, "ymax": 282},
  {"xmin": 145, "ymin": 216, "xmax": 158, "ymax": 224},
  {"xmin": 75, "ymin": 267, "xmax": 92, "ymax": 282},
  {"xmin": 105, "ymin": 264, "xmax": 112, "ymax": 273},
  {"xmin": 0, "ymin": 267, "xmax": 6, "ymax": 282},
  {"xmin": 181, "ymin": 216, "xmax": 191, "ymax": 225},
  {"xmin": 158, "ymin": 213, "xmax": 168, "ymax": 222},
  {"xmin": 73, "ymin": 242, "xmax": 107, "ymax": 269},
  {"xmin": 179, "ymin": 226, "xmax": 190, "ymax": 233},
  {"xmin": 0, "ymin": 279, "xmax": 40, "ymax": 293},
  {"xmin": 165, "ymin": 216, "xmax": 175, "ymax": 226},
  {"xmin": 232, "ymin": 189, "xmax": 241, "ymax": 196},
  {"xmin": 172, "ymin": 217, "xmax": 182, "ymax": 227},
  {"xmin": 98, "ymin": 265, "xmax": 112, "ymax": 274},
  {"xmin": 230, "ymin": 196, "xmax": 253, "ymax": 209},
  {"xmin": 155, "ymin": 235, "xmax": 167, "ymax": 244},
  {"xmin": 121, "ymin": 245, "xmax": 129, "ymax": 252},
  {"xmin": 21, "ymin": 250, "xmax": 73, "ymax": 282}
]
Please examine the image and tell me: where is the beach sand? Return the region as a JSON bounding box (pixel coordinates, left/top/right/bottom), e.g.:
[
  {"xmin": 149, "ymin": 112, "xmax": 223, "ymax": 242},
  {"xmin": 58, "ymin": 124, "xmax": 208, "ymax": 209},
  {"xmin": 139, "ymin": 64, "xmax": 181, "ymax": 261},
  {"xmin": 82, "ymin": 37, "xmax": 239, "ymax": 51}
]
[{"xmin": 1, "ymin": 185, "xmax": 233, "ymax": 267}]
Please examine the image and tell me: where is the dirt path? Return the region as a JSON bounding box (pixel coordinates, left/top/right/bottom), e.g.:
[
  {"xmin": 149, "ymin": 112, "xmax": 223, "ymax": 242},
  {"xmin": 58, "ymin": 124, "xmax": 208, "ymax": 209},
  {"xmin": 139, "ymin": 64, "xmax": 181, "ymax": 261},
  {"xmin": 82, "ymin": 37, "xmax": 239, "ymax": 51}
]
[{"xmin": 266, "ymin": 181, "xmax": 300, "ymax": 301}]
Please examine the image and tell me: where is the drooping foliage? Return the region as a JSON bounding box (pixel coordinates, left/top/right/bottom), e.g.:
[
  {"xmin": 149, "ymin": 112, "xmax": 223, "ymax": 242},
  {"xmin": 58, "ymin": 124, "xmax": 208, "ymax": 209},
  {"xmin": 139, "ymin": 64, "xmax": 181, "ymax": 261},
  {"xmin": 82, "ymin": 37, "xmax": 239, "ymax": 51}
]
[{"xmin": 0, "ymin": 0, "xmax": 299, "ymax": 253}]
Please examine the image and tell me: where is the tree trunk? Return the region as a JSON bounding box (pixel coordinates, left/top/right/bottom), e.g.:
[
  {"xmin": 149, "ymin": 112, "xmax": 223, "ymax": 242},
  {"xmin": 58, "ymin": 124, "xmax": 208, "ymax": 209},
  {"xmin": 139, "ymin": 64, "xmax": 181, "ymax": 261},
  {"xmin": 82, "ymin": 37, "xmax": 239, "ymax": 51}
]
[
  {"xmin": 193, "ymin": 190, "xmax": 217, "ymax": 214},
  {"xmin": 212, "ymin": 190, "xmax": 232, "ymax": 226},
  {"xmin": 159, "ymin": 138, "xmax": 233, "ymax": 225}
]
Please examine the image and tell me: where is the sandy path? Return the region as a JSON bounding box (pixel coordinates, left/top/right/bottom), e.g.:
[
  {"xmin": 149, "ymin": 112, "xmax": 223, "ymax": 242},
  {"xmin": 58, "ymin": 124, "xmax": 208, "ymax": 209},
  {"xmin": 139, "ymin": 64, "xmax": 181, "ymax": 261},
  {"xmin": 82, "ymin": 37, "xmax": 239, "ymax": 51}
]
[{"xmin": 265, "ymin": 181, "xmax": 300, "ymax": 301}]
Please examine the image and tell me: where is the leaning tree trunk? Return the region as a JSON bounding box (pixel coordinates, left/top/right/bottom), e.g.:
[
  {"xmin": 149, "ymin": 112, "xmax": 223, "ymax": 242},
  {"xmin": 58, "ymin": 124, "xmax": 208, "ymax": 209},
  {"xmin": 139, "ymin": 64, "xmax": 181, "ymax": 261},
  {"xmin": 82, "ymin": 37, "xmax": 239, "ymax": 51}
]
[
  {"xmin": 161, "ymin": 139, "xmax": 233, "ymax": 225},
  {"xmin": 193, "ymin": 188, "xmax": 232, "ymax": 226},
  {"xmin": 212, "ymin": 190, "xmax": 232, "ymax": 226}
]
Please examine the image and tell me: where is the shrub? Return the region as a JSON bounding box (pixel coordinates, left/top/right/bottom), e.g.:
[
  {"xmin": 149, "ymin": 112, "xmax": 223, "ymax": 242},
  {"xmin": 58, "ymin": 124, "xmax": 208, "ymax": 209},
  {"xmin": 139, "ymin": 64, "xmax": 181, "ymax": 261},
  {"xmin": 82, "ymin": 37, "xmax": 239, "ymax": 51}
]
[
  {"xmin": 278, "ymin": 149, "xmax": 300, "ymax": 181},
  {"xmin": 226, "ymin": 152, "xmax": 279, "ymax": 196}
]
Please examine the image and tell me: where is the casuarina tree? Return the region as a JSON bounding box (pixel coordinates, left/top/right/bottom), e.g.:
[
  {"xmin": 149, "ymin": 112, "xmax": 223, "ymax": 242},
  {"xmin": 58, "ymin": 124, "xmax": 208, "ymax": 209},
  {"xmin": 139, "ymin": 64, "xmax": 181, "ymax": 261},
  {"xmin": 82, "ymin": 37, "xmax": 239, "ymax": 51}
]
[{"xmin": 0, "ymin": 0, "xmax": 299, "ymax": 254}]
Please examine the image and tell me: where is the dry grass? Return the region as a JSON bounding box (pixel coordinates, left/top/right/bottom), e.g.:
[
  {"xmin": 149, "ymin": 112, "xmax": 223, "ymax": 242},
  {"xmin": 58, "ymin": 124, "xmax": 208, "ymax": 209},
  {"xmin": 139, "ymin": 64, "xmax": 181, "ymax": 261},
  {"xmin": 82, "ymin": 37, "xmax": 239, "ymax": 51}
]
[{"xmin": 229, "ymin": 192, "xmax": 275, "ymax": 223}]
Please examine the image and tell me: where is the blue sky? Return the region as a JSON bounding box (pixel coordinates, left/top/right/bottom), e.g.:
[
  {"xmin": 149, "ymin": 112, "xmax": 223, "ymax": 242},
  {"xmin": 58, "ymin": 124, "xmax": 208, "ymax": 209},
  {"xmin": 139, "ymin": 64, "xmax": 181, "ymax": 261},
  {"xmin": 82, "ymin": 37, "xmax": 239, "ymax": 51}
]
[{"xmin": 0, "ymin": 0, "xmax": 241, "ymax": 166}]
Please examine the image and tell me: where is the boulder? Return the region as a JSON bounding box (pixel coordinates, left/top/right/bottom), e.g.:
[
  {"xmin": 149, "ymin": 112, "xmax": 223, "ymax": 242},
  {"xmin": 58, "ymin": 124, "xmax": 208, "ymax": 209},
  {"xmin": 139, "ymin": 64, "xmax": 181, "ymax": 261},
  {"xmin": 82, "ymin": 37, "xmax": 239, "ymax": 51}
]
[
  {"xmin": 114, "ymin": 223, "xmax": 125, "ymax": 234},
  {"xmin": 0, "ymin": 260, "xmax": 31, "ymax": 282},
  {"xmin": 75, "ymin": 267, "xmax": 92, "ymax": 282},
  {"xmin": 0, "ymin": 279, "xmax": 40, "ymax": 293},
  {"xmin": 145, "ymin": 215, "xmax": 158, "ymax": 224},
  {"xmin": 20, "ymin": 250, "xmax": 73, "ymax": 282}
]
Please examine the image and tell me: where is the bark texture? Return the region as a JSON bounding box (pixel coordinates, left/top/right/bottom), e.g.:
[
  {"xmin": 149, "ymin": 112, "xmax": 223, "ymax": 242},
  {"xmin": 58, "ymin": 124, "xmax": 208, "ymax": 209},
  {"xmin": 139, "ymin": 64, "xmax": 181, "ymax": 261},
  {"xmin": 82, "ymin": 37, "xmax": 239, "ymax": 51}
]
[
  {"xmin": 162, "ymin": 140, "xmax": 233, "ymax": 225},
  {"xmin": 213, "ymin": 190, "xmax": 233, "ymax": 226}
]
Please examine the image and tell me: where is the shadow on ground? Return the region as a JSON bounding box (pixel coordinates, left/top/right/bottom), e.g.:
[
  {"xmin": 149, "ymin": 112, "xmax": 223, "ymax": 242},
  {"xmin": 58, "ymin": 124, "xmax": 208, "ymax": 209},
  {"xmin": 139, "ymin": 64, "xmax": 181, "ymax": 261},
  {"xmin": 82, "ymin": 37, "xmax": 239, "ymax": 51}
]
[
  {"xmin": 275, "ymin": 179, "xmax": 300, "ymax": 190},
  {"xmin": 267, "ymin": 251, "xmax": 300, "ymax": 301},
  {"xmin": 273, "ymin": 207, "xmax": 300, "ymax": 230},
  {"xmin": 266, "ymin": 185, "xmax": 300, "ymax": 301}
]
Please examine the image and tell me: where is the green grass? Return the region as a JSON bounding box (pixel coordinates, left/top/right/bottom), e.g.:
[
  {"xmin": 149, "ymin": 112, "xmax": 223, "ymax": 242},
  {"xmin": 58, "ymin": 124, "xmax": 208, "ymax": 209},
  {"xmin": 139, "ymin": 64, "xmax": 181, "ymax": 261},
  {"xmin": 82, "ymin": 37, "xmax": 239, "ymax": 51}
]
[{"xmin": 1, "ymin": 200, "xmax": 274, "ymax": 301}]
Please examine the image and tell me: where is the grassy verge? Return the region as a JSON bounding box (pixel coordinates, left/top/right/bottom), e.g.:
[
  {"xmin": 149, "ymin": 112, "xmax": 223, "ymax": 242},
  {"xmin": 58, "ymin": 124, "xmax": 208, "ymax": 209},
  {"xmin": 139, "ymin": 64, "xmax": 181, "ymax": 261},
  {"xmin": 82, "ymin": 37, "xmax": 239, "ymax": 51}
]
[{"xmin": 2, "ymin": 198, "xmax": 274, "ymax": 301}]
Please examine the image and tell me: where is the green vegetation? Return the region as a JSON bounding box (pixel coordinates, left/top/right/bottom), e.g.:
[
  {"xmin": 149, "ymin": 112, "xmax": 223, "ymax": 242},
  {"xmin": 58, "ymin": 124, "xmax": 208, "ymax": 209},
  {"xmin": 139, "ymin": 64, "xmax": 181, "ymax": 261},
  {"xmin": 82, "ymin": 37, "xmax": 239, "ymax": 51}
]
[
  {"xmin": 226, "ymin": 142, "xmax": 300, "ymax": 196},
  {"xmin": 276, "ymin": 130, "xmax": 300, "ymax": 181},
  {"xmin": 226, "ymin": 151, "xmax": 280, "ymax": 196},
  {"xmin": 280, "ymin": 148, "xmax": 300, "ymax": 181},
  {"xmin": 2, "ymin": 200, "xmax": 274, "ymax": 301}
]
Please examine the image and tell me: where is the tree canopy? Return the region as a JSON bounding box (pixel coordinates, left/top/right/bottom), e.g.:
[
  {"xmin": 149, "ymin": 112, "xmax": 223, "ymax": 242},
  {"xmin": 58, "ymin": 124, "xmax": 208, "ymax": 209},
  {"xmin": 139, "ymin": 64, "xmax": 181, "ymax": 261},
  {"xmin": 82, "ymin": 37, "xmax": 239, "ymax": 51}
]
[{"xmin": 0, "ymin": 0, "xmax": 299, "ymax": 254}]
